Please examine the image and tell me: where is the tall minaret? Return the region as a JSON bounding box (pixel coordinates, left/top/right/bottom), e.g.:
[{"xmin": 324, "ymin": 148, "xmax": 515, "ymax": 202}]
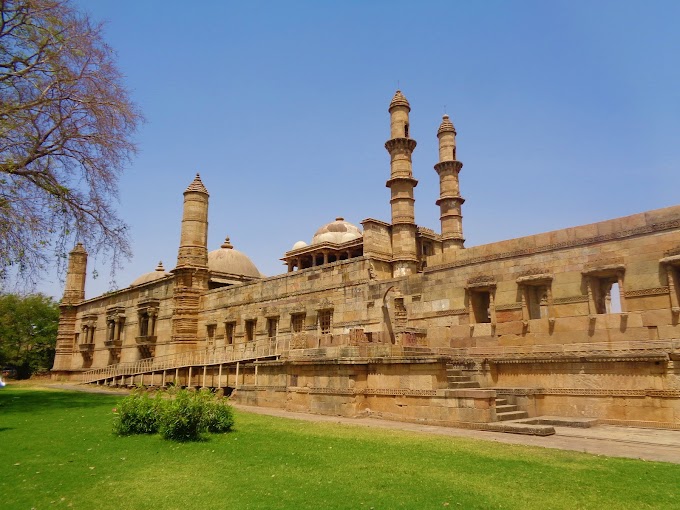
[
  {"xmin": 434, "ymin": 114, "xmax": 465, "ymax": 252},
  {"xmin": 52, "ymin": 243, "xmax": 88, "ymax": 374},
  {"xmin": 385, "ymin": 90, "xmax": 419, "ymax": 277},
  {"xmin": 171, "ymin": 174, "xmax": 209, "ymax": 346}
]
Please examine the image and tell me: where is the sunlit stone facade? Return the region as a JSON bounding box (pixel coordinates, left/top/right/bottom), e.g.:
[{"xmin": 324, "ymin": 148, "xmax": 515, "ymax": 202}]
[{"xmin": 53, "ymin": 92, "xmax": 680, "ymax": 431}]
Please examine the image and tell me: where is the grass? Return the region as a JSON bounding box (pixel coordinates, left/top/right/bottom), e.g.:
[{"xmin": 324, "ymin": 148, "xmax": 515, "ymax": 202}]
[{"xmin": 0, "ymin": 385, "xmax": 678, "ymax": 510}]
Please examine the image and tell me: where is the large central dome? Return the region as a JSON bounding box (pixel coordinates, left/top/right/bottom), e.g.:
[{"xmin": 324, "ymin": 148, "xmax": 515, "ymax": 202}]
[
  {"xmin": 208, "ymin": 237, "xmax": 261, "ymax": 278},
  {"xmin": 311, "ymin": 217, "xmax": 362, "ymax": 245}
]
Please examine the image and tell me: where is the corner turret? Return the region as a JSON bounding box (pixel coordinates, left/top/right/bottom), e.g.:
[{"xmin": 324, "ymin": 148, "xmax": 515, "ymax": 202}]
[{"xmin": 52, "ymin": 243, "xmax": 88, "ymax": 375}]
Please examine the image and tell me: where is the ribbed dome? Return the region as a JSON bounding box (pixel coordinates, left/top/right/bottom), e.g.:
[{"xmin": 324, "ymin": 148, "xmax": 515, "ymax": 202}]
[
  {"xmin": 208, "ymin": 237, "xmax": 261, "ymax": 278},
  {"xmin": 311, "ymin": 218, "xmax": 362, "ymax": 245},
  {"xmin": 437, "ymin": 114, "xmax": 456, "ymax": 135},
  {"xmin": 131, "ymin": 262, "xmax": 169, "ymax": 286},
  {"xmin": 389, "ymin": 90, "xmax": 410, "ymax": 112},
  {"xmin": 184, "ymin": 173, "xmax": 208, "ymax": 195}
]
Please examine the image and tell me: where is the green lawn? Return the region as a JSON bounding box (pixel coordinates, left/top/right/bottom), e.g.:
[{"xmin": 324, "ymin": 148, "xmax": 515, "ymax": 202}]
[{"xmin": 0, "ymin": 386, "xmax": 678, "ymax": 510}]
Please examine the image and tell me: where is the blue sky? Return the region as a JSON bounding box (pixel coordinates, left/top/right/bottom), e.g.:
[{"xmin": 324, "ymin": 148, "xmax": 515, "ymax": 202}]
[{"xmin": 41, "ymin": 0, "xmax": 680, "ymax": 298}]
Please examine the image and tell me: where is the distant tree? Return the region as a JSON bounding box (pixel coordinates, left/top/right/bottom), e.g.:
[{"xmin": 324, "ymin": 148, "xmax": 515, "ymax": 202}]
[
  {"xmin": 0, "ymin": 0, "xmax": 142, "ymax": 286},
  {"xmin": 0, "ymin": 293, "xmax": 59, "ymax": 378}
]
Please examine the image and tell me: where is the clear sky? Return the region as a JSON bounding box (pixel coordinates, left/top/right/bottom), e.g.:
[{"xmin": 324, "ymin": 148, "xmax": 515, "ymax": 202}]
[{"xmin": 39, "ymin": 0, "xmax": 680, "ymax": 298}]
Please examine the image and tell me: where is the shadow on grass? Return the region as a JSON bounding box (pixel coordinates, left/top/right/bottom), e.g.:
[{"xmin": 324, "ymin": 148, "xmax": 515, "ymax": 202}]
[{"xmin": 0, "ymin": 387, "xmax": 118, "ymax": 414}]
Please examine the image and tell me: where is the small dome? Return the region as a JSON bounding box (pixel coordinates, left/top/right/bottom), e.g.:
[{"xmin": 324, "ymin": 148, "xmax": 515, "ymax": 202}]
[
  {"xmin": 437, "ymin": 114, "xmax": 456, "ymax": 135},
  {"xmin": 292, "ymin": 240, "xmax": 308, "ymax": 250},
  {"xmin": 389, "ymin": 90, "xmax": 410, "ymax": 112},
  {"xmin": 131, "ymin": 261, "xmax": 169, "ymax": 286},
  {"xmin": 208, "ymin": 237, "xmax": 261, "ymax": 278},
  {"xmin": 311, "ymin": 217, "xmax": 362, "ymax": 245}
]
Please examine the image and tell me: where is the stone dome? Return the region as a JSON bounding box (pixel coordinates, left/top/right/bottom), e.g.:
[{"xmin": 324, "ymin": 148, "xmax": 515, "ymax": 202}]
[
  {"xmin": 208, "ymin": 237, "xmax": 261, "ymax": 278},
  {"xmin": 311, "ymin": 217, "xmax": 362, "ymax": 245},
  {"xmin": 292, "ymin": 240, "xmax": 308, "ymax": 250},
  {"xmin": 131, "ymin": 262, "xmax": 169, "ymax": 286},
  {"xmin": 437, "ymin": 114, "xmax": 456, "ymax": 135},
  {"xmin": 389, "ymin": 90, "xmax": 410, "ymax": 111}
]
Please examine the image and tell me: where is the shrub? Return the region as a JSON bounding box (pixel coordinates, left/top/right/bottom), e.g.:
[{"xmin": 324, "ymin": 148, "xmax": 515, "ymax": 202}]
[
  {"xmin": 202, "ymin": 397, "xmax": 235, "ymax": 433},
  {"xmin": 113, "ymin": 387, "xmax": 235, "ymax": 441},
  {"xmin": 112, "ymin": 391, "xmax": 162, "ymax": 435},
  {"xmin": 158, "ymin": 389, "xmax": 205, "ymax": 441}
]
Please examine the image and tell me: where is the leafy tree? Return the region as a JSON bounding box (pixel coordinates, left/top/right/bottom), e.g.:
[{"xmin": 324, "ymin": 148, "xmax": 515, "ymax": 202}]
[
  {"xmin": 0, "ymin": 293, "xmax": 59, "ymax": 378},
  {"xmin": 0, "ymin": 0, "xmax": 142, "ymax": 285}
]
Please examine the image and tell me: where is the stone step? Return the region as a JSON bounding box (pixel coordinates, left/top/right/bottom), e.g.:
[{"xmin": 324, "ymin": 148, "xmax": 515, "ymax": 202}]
[
  {"xmin": 496, "ymin": 410, "xmax": 529, "ymax": 421},
  {"xmin": 448, "ymin": 381, "xmax": 481, "ymax": 389},
  {"xmin": 496, "ymin": 404, "xmax": 519, "ymax": 413},
  {"xmin": 495, "ymin": 398, "xmax": 508, "ymax": 406},
  {"xmin": 446, "ymin": 369, "xmax": 463, "ymax": 376}
]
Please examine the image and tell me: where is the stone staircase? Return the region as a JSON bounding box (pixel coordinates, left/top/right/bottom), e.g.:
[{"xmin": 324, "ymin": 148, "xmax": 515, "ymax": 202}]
[
  {"xmin": 494, "ymin": 396, "xmax": 529, "ymax": 421},
  {"xmin": 445, "ymin": 363, "xmax": 480, "ymax": 389},
  {"xmin": 445, "ymin": 363, "xmax": 529, "ymax": 421}
]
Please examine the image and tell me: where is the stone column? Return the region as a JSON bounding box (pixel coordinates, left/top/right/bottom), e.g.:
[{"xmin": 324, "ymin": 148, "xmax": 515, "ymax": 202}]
[
  {"xmin": 617, "ymin": 271, "xmax": 627, "ymax": 313},
  {"xmin": 113, "ymin": 319, "xmax": 121, "ymax": 342},
  {"xmin": 667, "ymin": 266, "xmax": 680, "ymax": 313}
]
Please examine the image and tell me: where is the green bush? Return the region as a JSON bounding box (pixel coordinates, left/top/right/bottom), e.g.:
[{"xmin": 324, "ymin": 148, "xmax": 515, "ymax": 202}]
[
  {"xmin": 113, "ymin": 388, "xmax": 234, "ymax": 441},
  {"xmin": 158, "ymin": 389, "xmax": 206, "ymax": 441},
  {"xmin": 112, "ymin": 391, "xmax": 162, "ymax": 435},
  {"xmin": 202, "ymin": 396, "xmax": 235, "ymax": 433}
]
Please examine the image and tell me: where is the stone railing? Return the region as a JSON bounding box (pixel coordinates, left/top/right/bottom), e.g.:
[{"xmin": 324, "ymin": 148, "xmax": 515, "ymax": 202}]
[
  {"xmin": 81, "ymin": 338, "xmax": 281, "ymax": 384},
  {"xmin": 82, "ymin": 339, "xmax": 679, "ymax": 384}
]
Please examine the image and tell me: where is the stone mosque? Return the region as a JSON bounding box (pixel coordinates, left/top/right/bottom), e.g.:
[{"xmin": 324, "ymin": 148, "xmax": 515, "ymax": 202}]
[{"xmin": 52, "ymin": 91, "xmax": 680, "ymax": 434}]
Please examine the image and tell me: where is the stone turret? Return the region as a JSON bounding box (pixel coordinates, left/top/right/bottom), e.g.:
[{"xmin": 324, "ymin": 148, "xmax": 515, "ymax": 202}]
[
  {"xmin": 52, "ymin": 243, "xmax": 88, "ymax": 375},
  {"xmin": 176, "ymin": 173, "xmax": 209, "ymax": 270},
  {"xmin": 171, "ymin": 174, "xmax": 210, "ymax": 346},
  {"xmin": 385, "ymin": 90, "xmax": 419, "ymax": 277},
  {"xmin": 435, "ymin": 114, "xmax": 465, "ymax": 251}
]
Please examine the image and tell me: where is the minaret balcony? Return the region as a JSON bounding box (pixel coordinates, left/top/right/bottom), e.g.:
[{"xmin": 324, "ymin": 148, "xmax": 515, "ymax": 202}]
[
  {"xmin": 385, "ymin": 138, "xmax": 417, "ymax": 153},
  {"xmin": 78, "ymin": 343, "xmax": 94, "ymax": 353},
  {"xmin": 104, "ymin": 339, "xmax": 123, "ymax": 348},
  {"xmin": 436, "ymin": 195, "xmax": 465, "ymax": 206}
]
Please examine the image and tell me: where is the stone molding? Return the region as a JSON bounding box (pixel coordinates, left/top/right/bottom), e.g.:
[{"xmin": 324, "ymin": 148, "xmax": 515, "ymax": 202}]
[
  {"xmin": 624, "ymin": 286, "xmax": 669, "ymax": 298},
  {"xmin": 415, "ymin": 308, "xmax": 468, "ymax": 320},
  {"xmin": 495, "ymin": 302, "xmax": 523, "ymax": 311},
  {"xmin": 308, "ymin": 387, "xmax": 357, "ymax": 395},
  {"xmin": 364, "ymin": 388, "xmax": 438, "ymax": 396},
  {"xmin": 495, "ymin": 387, "xmax": 680, "ymax": 398},
  {"xmin": 553, "ymin": 295, "xmax": 589, "ymax": 305}
]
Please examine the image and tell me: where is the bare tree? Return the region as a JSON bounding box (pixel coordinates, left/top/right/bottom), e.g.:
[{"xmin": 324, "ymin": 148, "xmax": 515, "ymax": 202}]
[{"xmin": 0, "ymin": 0, "xmax": 142, "ymax": 287}]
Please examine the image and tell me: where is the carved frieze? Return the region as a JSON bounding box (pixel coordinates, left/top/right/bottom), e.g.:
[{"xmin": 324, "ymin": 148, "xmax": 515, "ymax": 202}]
[
  {"xmin": 624, "ymin": 287, "xmax": 669, "ymax": 298},
  {"xmin": 466, "ymin": 275, "xmax": 496, "ymax": 289}
]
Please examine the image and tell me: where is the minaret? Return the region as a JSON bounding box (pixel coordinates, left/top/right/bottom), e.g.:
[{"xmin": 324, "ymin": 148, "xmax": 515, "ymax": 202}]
[
  {"xmin": 385, "ymin": 90, "xmax": 419, "ymax": 277},
  {"xmin": 171, "ymin": 174, "xmax": 209, "ymax": 346},
  {"xmin": 52, "ymin": 243, "xmax": 88, "ymax": 374},
  {"xmin": 434, "ymin": 114, "xmax": 465, "ymax": 251}
]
